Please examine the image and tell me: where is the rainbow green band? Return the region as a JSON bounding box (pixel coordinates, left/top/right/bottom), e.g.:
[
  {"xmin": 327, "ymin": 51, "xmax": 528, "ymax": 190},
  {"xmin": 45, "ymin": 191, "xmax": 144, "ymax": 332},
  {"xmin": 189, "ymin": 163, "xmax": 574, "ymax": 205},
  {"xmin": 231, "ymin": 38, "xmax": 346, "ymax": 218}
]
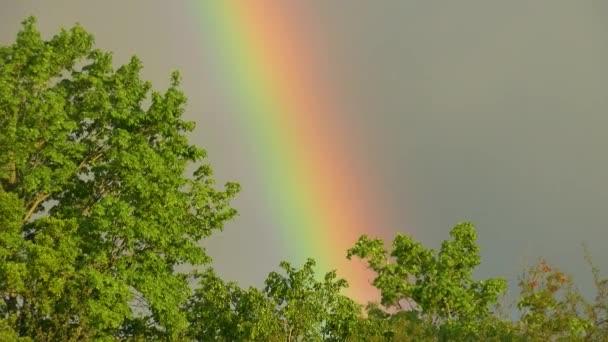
[{"xmin": 190, "ymin": 0, "xmax": 394, "ymax": 303}]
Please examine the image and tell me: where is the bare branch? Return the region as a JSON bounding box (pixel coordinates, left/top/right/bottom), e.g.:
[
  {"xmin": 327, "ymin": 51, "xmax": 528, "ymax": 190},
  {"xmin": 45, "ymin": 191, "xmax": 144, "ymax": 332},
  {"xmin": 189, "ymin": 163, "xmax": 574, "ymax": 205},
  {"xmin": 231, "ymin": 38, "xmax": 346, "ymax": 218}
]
[{"xmin": 22, "ymin": 192, "xmax": 50, "ymax": 223}]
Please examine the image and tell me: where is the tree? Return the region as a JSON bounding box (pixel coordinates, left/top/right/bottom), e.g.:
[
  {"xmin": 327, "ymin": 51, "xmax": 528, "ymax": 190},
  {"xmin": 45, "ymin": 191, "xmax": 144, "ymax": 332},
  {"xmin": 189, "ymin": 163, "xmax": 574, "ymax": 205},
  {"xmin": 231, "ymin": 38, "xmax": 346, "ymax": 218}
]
[
  {"xmin": 263, "ymin": 259, "xmax": 362, "ymax": 341},
  {"xmin": 515, "ymin": 257, "xmax": 608, "ymax": 341},
  {"xmin": 0, "ymin": 17, "xmax": 239, "ymax": 340},
  {"xmin": 347, "ymin": 222, "xmax": 507, "ymax": 336},
  {"xmin": 184, "ymin": 268, "xmax": 282, "ymax": 341},
  {"xmin": 186, "ymin": 259, "xmax": 363, "ymax": 342}
]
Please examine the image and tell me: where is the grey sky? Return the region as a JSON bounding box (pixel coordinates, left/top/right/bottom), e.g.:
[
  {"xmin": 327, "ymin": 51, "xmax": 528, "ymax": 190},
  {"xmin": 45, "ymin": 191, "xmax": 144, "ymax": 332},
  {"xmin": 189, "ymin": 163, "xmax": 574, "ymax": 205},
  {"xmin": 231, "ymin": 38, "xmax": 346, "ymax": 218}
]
[{"xmin": 2, "ymin": 0, "xmax": 607, "ymax": 299}]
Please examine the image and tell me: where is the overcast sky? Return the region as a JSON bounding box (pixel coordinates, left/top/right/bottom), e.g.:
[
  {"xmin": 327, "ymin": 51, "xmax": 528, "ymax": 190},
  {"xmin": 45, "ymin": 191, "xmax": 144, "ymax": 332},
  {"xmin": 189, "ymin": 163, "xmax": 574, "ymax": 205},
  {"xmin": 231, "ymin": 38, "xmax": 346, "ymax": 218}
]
[{"xmin": 2, "ymin": 0, "xmax": 607, "ymax": 300}]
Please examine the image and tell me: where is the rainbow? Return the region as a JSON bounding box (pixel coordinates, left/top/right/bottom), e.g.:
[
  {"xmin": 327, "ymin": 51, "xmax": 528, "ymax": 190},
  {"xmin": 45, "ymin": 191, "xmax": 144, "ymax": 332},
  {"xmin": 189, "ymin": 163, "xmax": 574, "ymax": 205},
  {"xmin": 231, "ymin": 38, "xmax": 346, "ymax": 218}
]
[{"xmin": 190, "ymin": 1, "xmax": 392, "ymax": 304}]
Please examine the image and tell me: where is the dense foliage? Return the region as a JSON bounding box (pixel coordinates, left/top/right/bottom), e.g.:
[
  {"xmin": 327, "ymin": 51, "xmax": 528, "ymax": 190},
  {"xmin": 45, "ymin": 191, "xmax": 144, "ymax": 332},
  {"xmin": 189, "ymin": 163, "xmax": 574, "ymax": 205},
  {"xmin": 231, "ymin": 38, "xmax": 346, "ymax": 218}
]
[
  {"xmin": 0, "ymin": 17, "xmax": 239, "ymax": 340},
  {"xmin": 1, "ymin": 18, "xmax": 607, "ymax": 341}
]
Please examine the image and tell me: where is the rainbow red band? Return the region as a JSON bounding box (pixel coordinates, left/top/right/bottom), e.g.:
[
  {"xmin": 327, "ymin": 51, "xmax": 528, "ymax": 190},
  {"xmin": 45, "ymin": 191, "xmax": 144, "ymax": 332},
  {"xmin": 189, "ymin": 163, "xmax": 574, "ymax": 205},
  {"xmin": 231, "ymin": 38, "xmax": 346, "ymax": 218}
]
[{"xmin": 191, "ymin": 0, "xmax": 391, "ymax": 304}]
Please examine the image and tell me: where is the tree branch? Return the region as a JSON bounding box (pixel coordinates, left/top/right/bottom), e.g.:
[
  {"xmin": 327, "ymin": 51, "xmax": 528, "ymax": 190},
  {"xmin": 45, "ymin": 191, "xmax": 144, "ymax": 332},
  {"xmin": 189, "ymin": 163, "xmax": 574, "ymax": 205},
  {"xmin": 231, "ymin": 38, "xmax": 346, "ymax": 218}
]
[
  {"xmin": 78, "ymin": 150, "xmax": 104, "ymax": 170},
  {"xmin": 8, "ymin": 161, "xmax": 16, "ymax": 185},
  {"xmin": 22, "ymin": 192, "xmax": 50, "ymax": 223}
]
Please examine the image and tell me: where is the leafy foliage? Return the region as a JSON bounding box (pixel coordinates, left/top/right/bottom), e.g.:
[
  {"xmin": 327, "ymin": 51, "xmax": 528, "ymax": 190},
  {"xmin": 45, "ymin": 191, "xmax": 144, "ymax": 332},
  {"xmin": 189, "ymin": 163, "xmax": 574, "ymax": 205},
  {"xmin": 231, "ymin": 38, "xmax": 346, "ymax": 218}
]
[
  {"xmin": 0, "ymin": 17, "xmax": 239, "ymax": 340},
  {"xmin": 347, "ymin": 222, "xmax": 507, "ymax": 334},
  {"xmin": 186, "ymin": 259, "xmax": 362, "ymax": 341},
  {"xmin": 515, "ymin": 257, "xmax": 608, "ymax": 341},
  {"xmin": 185, "ymin": 268, "xmax": 281, "ymax": 341}
]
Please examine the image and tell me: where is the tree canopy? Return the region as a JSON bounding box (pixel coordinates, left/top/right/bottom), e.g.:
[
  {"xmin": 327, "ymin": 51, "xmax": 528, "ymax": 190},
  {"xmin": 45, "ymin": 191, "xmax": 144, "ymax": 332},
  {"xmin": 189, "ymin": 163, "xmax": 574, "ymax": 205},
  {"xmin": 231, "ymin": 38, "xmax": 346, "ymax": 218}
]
[
  {"xmin": 347, "ymin": 222, "xmax": 507, "ymax": 334},
  {"xmin": 0, "ymin": 17, "xmax": 239, "ymax": 340},
  {"xmin": 1, "ymin": 17, "xmax": 607, "ymax": 341}
]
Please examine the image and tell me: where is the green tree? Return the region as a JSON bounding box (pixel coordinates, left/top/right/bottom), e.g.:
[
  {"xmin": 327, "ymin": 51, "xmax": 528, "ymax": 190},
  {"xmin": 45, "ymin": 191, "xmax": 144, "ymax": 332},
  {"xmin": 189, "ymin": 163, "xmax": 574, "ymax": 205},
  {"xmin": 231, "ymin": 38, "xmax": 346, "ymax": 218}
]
[
  {"xmin": 264, "ymin": 259, "xmax": 362, "ymax": 341},
  {"xmin": 347, "ymin": 222, "xmax": 508, "ymax": 337},
  {"xmin": 185, "ymin": 268, "xmax": 282, "ymax": 341},
  {"xmin": 186, "ymin": 259, "xmax": 363, "ymax": 341},
  {"xmin": 344, "ymin": 303, "xmax": 436, "ymax": 342},
  {"xmin": 0, "ymin": 17, "xmax": 239, "ymax": 340}
]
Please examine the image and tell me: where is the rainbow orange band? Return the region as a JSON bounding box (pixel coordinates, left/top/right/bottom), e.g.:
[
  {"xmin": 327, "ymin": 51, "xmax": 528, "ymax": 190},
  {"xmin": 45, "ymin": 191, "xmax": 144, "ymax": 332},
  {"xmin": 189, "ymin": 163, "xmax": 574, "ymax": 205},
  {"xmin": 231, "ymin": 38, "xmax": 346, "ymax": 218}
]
[{"xmin": 191, "ymin": 0, "xmax": 393, "ymax": 304}]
